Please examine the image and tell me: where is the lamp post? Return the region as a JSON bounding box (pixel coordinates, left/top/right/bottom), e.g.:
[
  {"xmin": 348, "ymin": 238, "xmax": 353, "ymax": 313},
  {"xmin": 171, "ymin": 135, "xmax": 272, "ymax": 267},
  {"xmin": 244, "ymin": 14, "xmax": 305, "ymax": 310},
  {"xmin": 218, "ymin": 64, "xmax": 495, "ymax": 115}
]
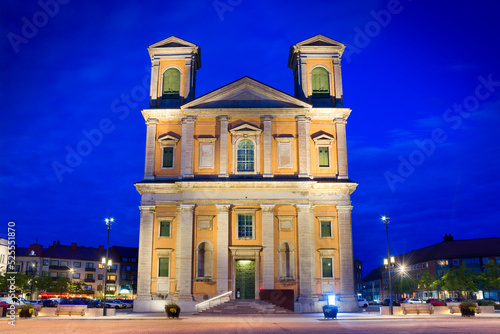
[
  {"xmin": 30, "ymin": 262, "xmax": 37, "ymax": 300},
  {"xmin": 103, "ymin": 216, "xmax": 114, "ymax": 316},
  {"xmin": 382, "ymin": 216, "xmax": 394, "ymax": 315}
]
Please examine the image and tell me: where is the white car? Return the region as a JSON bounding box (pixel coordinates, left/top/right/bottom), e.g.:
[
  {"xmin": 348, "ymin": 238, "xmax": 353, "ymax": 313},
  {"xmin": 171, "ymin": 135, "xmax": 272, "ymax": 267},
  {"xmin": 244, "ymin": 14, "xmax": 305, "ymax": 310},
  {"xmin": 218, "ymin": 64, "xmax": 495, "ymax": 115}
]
[
  {"xmin": 406, "ymin": 298, "xmax": 424, "ymax": 304},
  {"xmin": 358, "ymin": 298, "xmax": 368, "ymax": 308}
]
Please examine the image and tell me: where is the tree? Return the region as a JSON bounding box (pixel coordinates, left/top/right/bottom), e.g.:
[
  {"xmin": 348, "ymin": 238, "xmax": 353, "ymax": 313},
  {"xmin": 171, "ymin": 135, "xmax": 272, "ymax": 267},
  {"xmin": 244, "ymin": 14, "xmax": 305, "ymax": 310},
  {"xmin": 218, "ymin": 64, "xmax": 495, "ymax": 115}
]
[
  {"xmin": 51, "ymin": 277, "xmax": 71, "ymax": 293},
  {"xmin": 399, "ymin": 273, "xmax": 418, "ymax": 297},
  {"xmin": 0, "ymin": 273, "xmax": 31, "ymax": 295},
  {"xmin": 437, "ymin": 264, "xmax": 479, "ymax": 299},
  {"xmin": 418, "ymin": 270, "xmax": 436, "ymax": 299},
  {"xmin": 479, "ymin": 261, "xmax": 500, "ymax": 299},
  {"xmin": 70, "ymin": 280, "xmax": 86, "ymax": 294},
  {"xmin": 34, "ymin": 275, "xmax": 54, "ymax": 292}
]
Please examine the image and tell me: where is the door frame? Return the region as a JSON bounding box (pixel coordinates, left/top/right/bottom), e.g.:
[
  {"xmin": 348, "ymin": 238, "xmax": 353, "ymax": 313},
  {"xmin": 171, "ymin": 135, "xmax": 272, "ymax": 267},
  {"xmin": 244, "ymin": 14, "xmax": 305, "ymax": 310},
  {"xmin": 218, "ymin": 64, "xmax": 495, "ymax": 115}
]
[{"xmin": 229, "ymin": 246, "xmax": 262, "ymax": 300}]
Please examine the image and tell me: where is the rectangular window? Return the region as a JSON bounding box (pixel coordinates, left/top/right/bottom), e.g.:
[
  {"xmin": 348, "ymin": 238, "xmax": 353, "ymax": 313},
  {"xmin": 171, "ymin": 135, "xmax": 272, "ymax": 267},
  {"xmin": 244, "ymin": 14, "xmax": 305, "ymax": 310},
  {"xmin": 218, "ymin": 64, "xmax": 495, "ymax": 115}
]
[
  {"xmin": 43, "ymin": 260, "xmax": 49, "ymax": 266},
  {"xmin": 98, "ymin": 274, "xmax": 103, "ymax": 280},
  {"xmin": 121, "ymin": 275, "xmax": 127, "ymax": 280},
  {"xmin": 86, "ymin": 262, "xmax": 94, "ymax": 268},
  {"xmin": 98, "ymin": 263, "xmax": 104, "ymax": 269},
  {"xmin": 160, "ymin": 221, "xmax": 171, "ymax": 237},
  {"xmin": 73, "ymin": 262, "xmax": 81, "ymax": 268},
  {"xmin": 453, "ymin": 259, "xmax": 459, "ymax": 266},
  {"xmin": 320, "ymin": 221, "xmax": 332, "ymax": 238},
  {"xmin": 482, "ymin": 257, "xmax": 490, "ymax": 264},
  {"xmin": 84, "ymin": 285, "xmax": 92, "ymax": 291},
  {"xmin": 86, "ymin": 273, "xmax": 93, "ymax": 279},
  {"xmin": 73, "ymin": 273, "xmax": 80, "ymax": 279},
  {"xmin": 318, "ymin": 147, "xmax": 329, "ymax": 167},
  {"xmin": 237, "ymin": 214, "xmax": 253, "ymax": 238},
  {"xmin": 322, "ymin": 258, "xmax": 333, "ymax": 278},
  {"xmin": 122, "ymin": 258, "xmax": 128, "ymax": 262},
  {"xmin": 50, "ymin": 260, "xmax": 59, "ymax": 266},
  {"xmin": 60, "ymin": 261, "xmax": 68, "ymax": 266},
  {"xmin": 162, "ymin": 147, "xmax": 174, "ymax": 168},
  {"xmin": 159, "ymin": 258, "xmax": 169, "ymax": 277},
  {"xmin": 131, "ymin": 258, "xmax": 137, "ymax": 263}
]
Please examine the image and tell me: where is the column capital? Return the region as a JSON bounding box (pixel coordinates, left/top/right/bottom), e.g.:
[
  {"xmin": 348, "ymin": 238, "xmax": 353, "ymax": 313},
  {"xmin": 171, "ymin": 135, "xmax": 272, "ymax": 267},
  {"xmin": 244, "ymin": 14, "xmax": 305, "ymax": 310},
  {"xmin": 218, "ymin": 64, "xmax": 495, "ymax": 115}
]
[
  {"xmin": 334, "ymin": 117, "xmax": 347, "ymax": 125},
  {"xmin": 260, "ymin": 204, "xmax": 275, "ymax": 213},
  {"xmin": 177, "ymin": 204, "xmax": 195, "ymax": 212},
  {"xmin": 181, "ymin": 115, "xmax": 197, "ymax": 124},
  {"xmin": 218, "ymin": 115, "xmax": 230, "ymax": 121},
  {"xmin": 139, "ymin": 205, "xmax": 155, "ymax": 213},
  {"xmin": 336, "ymin": 205, "xmax": 353, "ymax": 213},
  {"xmin": 296, "ymin": 115, "xmax": 307, "ymax": 121},
  {"xmin": 296, "ymin": 204, "xmax": 314, "ymax": 213},
  {"xmin": 261, "ymin": 115, "xmax": 273, "ymax": 122},
  {"xmin": 216, "ymin": 204, "xmax": 231, "ymax": 213},
  {"xmin": 146, "ymin": 118, "xmax": 159, "ymax": 125}
]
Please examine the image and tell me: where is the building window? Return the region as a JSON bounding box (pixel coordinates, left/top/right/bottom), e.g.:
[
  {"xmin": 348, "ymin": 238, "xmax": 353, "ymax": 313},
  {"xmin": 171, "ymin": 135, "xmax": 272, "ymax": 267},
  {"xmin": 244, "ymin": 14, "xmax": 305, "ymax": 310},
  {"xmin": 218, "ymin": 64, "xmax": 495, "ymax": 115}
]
[
  {"xmin": 73, "ymin": 273, "xmax": 80, "ymax": 279},
  {"xmin": 50, "ymin": 260, "xmax": 59, "ymax": 266},
  {"xmin": 159, "ymin": 220, "xmax": 172, "ymax": 237},
  {"xmin": 98, "ymin": 274, "xmax": 103, "ymax": 280},
  {"xmin": 278, "ymin": 241, "xmax": 295, "ymax": 280},
  {"xmin": 43, "ymin": 260, "xmax": 49, "ymax": 266},
  {"xmin": 237, "ymin": 139, "xmax": 255, "ymax": 172},
  {"xmin": 237, "ymin": 214, "xmax": 254, "ymax": 239},
  {"xmin": 162, "ymin": 147, "xmax": 174, "ymax": 168},
  {"xmin": 86, "ymin": 273, "xmax": 93, "ymax": 280},
  {"xmin": 322, "ymin": 258, "xmax": 333, "ymax": 278},
  {"xmin": 130, "ymin": 258, "xmax": 137, "ymax": 263},
  {"xmin": 320, "ymin": 220, "xmax": 332, "ymax": 238},
  {"xmin": 121, "ymin": 275, "xmax": 127, "ymax": 280},
  {"xmin": 159, "ymin": 258, "xmax": 169, "ymax": 277},
  {"xmin": 84, "ymin": 285, "xmax": 92, "ymax": 291},
  {"xmin": 86, "ymin": 262, "xmax": 94, "ymax": 269},
  {"xmin": 98, "ymin": 263, "xmax": 104, "ymax": 269},
  {"xmin": 311, "ymin": 67, "xmax": 330, "ymax": 98},
  {"xmin": 60, "ymin": 261, "xmax": 68, "ymax": 266},
  {"xmin": 73, "ymin": 262, "xmax": 81, "ymax": 268},
  {"xmin": 482, "ymin": 257, "xmax": 490, "ymax": 264},
  {"xmin": 162, "ymin": 68, "xmax": 180, "ymax": 99},
  {"xmin": 318, "ymin": 146, "xmax": 330, "ymax": 167},
  {"xmin": 196, "ymin": 242, "xmax": 213, "ymax": 279},
  {"xmin": 453, "ymin": 259, "xmax": 459, "ymax": 266}
]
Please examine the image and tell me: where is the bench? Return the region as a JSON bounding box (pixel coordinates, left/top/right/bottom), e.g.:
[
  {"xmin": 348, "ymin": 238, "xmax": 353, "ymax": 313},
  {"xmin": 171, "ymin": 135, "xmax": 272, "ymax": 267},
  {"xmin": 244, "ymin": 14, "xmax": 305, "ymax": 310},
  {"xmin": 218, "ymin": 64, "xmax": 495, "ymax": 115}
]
[
  {"xmin": 401, "ymin": 303, "xmax": 433, "ymax": 315},
  {"xmin": 447, "ymin": 302, "xmax": 461, "ymax": 314},
  {"xmin": 55, "ymin": 305, "xmax": 86, "ymax": 316}
]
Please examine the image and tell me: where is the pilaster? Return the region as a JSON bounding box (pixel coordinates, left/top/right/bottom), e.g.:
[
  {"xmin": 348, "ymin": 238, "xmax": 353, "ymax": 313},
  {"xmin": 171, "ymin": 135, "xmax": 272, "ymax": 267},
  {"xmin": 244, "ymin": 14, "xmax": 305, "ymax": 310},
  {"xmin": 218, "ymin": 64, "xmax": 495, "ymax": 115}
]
[
  {"xmin": 261, "ymin": 204, "xmax": 275, "ymax": 289},
  {"xmin": 333, "ymin": 58, "xmax": 343, "ymax": 107},
  {"xmin": 296, "ymin": 204, "xmax": 316, "ymax": 300},
  {"xmin": 150, "ymin": 59, "xmax": 159, "ymax": 107},
  {"xmin": 144, "ymin": 118, "xmax": 158, "ymax": 180},
  {"xmin": 216, "ymin": 205, "xmax": 231, "ymax": 293},
  {"xmin": 218, "ymin": 116, "xmax": 229, "ymax": 177},
  {"xmin": 336, "ymin": 205, "xmax": 357, "ymax": 312},
  {"xmin": 180, "ymin": 116, "xmax": 196, "ymax": 178},
  {"xmin": 175, "ymin": 204, "xmax": 195, "ymax": 301},
  {"xmin": 137, "ymin": 205, "xmax": 155, "ymax": 300},
  {"xmin": 262, "ymin": 116, "xmax": 273, "ymax": 177},
  {"xmin": 335, "ymin": 118, "xmax": 348, "ymax": 179},
  {"xmin": 296, "ymin": 116, "xmax": 309, "ymax": 178}
]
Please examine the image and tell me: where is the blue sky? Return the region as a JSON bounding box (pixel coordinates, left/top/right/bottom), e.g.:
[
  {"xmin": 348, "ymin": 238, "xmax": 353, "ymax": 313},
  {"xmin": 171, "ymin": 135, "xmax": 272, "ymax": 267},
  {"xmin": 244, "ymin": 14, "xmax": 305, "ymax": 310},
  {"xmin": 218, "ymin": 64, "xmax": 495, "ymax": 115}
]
[{"xmin": 1, "ymin": 0, "xmax": 499, "ymax": 275}]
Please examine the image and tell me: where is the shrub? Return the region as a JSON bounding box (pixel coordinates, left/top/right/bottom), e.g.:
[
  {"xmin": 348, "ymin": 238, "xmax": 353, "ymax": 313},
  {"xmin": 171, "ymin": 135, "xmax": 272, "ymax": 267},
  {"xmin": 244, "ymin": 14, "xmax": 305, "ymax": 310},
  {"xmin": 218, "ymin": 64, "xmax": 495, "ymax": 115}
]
[{"xmin": 476, "ymin": 300, "xmax": 496, "ymax": 306}]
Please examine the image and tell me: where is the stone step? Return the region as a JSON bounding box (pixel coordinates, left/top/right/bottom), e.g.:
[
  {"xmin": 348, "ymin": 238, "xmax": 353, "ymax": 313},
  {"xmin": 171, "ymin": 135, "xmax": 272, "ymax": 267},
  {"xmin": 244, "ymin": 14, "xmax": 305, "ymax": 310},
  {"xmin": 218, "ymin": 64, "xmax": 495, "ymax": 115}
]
[{"xmin": 197, "ymin": 299, "xmax": 294, "ymax": 315}]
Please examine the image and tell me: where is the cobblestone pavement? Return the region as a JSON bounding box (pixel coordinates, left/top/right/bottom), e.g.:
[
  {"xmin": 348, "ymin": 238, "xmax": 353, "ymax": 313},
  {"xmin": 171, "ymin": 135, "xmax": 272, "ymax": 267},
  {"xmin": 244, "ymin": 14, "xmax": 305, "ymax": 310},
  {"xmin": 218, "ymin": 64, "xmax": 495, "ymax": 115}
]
[{"xmin": 3, "ymin": 315, "xmax": 500, "ymax": 334}]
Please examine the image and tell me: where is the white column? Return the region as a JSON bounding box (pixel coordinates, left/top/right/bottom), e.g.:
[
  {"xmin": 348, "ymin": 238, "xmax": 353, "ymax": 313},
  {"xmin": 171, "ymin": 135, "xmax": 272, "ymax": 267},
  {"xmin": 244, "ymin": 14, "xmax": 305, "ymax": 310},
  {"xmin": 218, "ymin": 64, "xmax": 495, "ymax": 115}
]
[
  {"xmin": 180, "ymin": 116, "xmax": 196, "ymax": 178},
  {"xmin": 333, "ymin": 57, "xmax": 343, "ymax": 107},
  {"xmin": 137, "ymin": 205, "xmax": 155, "ymax": 300},
  {"xmin": 335, "ymin": 118, "xmax": 348, "ymax": 179},
  {"xmin": 175, "ymin": 204, "xmax": 195, "ymax": 301},
  {"xmin": 150, "ymin": 59, "xmax": 159, "ymax": 107},
  {"xmin": 216, "ymin": 205, "xmax": 230, "ymax": 294},
  {"xmin": 299, "ymin": 55, "xmax": 308, "ymax": 100},
  {"xmin": 183, "ymin": 57, "xmax": 193, "ymax": 103},
  {"xmin": 261, "ymin": 205, "xmax": 275, "ymax": 289},
  {"xmin": 144, "ymin": 118, "xmax": 158, "ymax": 180},
  {"xmin": 218, "ymin": 116, "xmax": 229, "ymax": 177},
  {"xmin": 337, "ymin": 205, "xmax": 357, "ymax": 311},
  {"xmin": 262, "ymin": 116, "xmax": 273, "ymax": 177},
  {"xmin": 305, "ymin": 117, "xmax": 312, "ymax": 177},
  {"xmin": 296, "ymin": 204, "xmax": 316, "ymax": 300},
  {"xmin": 296, "ymin": 116, "xmax": 309, "ymax": 178}
]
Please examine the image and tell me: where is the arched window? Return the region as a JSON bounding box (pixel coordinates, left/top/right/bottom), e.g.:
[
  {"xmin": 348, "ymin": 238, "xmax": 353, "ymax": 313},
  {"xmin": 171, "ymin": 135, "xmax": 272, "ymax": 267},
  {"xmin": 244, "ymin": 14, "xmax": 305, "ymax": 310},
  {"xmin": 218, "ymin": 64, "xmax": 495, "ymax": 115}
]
[
  {"xmin": 311, "ymin": 67, "xmax": 330, "ymax": 98},
  {"xmin": 237, "ymin": 139, "xmax": 255, "ymax": 172},
  {"xmin": 278, "ymin": 241, "xmax": 295, "ymax": 280},
  {"xmin": 197, "ymin": 242, "xmax": 213, "ymax": 278},
  {"xmin": 162, "ymin": 68, "xmax": 180, "ymax": 99}
]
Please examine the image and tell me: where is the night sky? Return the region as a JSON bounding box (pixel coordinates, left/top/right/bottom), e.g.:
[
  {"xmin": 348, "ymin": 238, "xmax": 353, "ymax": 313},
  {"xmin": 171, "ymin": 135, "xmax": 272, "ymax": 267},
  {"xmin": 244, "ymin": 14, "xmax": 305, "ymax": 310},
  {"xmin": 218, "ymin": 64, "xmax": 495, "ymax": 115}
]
[{"xmin": 1, "ymin": 0, "xmax": 499, "ymax": 275}]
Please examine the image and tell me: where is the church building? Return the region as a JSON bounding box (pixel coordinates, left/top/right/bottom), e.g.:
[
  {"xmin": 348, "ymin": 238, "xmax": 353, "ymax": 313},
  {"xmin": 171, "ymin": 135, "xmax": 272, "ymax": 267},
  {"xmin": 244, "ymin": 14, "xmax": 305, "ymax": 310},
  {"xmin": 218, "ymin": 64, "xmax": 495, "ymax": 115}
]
[{"xmin": 134, "ymin": 35, "xmax": 358, "ymax": 312}]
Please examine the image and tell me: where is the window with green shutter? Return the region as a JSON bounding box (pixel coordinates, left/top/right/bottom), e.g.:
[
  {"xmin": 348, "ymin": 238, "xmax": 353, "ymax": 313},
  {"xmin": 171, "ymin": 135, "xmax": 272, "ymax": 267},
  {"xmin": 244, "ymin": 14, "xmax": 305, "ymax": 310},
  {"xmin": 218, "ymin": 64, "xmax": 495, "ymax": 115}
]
[
  {"xmin": 163, "ymin": 147, "xmax": 173, "ymax": 168},
  {"xmin": 238, "ymin": 214, "xmax": 253, "ymax": 238},
  {"xmin": 311, "ymin": 67, "xmax": 330, "ymax": 98},
  {"xmin": 320, "ymin": 221, "xmax": 331, "ymax": 238},
  {"xmin": 159, "ymin": 258, "xmax": 169, "ymax": 277},
  {"xmin": 162, "ymin": 68, "xmax": 180, "ymax": 99},
  {"xmin": 318, "ymin": 147, "xmax": 329, "ymax": 167},
  {"xmin": 159, "ymin": 221, "xmax": 171, "ymax": 237},
  {"xmin": 322, "ymin": 258, "xmax": 333, "ymax": 278}
]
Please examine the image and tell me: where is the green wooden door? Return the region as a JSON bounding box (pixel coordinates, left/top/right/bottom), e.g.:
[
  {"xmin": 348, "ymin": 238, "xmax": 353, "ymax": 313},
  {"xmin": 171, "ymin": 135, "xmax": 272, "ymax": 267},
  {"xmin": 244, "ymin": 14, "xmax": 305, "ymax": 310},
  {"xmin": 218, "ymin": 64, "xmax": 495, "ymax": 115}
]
[{"xmin": 235, "ymin": 260, "xmax": 255, "ymax": 299}]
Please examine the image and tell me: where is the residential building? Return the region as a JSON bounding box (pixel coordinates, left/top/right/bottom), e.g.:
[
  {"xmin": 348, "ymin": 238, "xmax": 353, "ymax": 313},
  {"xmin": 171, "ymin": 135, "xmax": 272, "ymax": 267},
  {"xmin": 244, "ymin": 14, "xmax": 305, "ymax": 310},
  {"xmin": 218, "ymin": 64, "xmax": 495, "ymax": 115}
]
[
  {"xmin": 353, "ymin": 256, "xmax": 363, "ymax": 297},
  {"xmin": 113, "ymin": 246, "xmax": 139, "ymax": 296},
  {"xmin": 0, "ymin": 238, "xmax": 7, "ymax": 275},
  {"xmin": 135, "ymin": 35, "xmax": 358, "ymax": 313},
  {"xmin": 362, "ymin": 267, "xmax": 382, "ymax": 303}
]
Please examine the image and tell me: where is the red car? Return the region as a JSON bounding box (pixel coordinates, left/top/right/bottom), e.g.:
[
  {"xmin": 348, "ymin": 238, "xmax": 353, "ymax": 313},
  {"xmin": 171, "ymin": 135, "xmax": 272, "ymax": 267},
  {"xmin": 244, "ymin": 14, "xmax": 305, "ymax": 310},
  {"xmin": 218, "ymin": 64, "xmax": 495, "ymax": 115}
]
[{"xmin": 426, "ymin": 298, "xmax": 446, "ymax": 306}]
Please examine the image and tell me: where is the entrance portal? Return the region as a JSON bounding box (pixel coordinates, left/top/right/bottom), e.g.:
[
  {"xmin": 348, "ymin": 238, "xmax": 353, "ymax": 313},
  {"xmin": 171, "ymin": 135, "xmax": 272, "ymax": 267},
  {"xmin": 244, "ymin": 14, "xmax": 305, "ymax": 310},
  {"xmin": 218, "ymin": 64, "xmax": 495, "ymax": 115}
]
[{"xmin": 235, "ymin": 260, "xmax": 255, "ymax": 299}]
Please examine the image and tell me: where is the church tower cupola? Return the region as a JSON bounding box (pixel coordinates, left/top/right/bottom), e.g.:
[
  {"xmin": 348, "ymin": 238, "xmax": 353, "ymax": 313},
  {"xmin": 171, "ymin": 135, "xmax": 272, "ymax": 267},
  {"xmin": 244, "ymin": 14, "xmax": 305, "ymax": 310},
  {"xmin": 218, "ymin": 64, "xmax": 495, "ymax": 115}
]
[
  {"xmin": 288, "ymin": 35, "xmax": 345, "ymax": 108},
  {"xmin": 147, "ymin": 36, "xmax": 201, "ymax": 108}
]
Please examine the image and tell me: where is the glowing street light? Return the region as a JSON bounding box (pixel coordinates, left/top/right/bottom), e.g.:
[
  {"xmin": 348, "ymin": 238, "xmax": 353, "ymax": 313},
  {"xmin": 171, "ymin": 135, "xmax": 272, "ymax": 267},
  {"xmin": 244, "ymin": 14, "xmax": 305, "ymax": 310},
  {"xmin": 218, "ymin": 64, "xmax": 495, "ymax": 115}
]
[
  {"xmin": 382, "ymin": 215, "xmax": 394, "ymax": 315},
  {"xmin": 102, "ymin": 216, "xmax": 114, "ymax": 316}
]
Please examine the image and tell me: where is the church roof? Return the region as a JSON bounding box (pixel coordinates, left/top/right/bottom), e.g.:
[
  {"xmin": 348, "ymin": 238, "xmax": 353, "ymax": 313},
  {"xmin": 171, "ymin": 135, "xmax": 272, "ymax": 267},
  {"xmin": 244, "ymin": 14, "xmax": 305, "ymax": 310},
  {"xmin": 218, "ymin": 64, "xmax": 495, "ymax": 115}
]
[{"xmin": 288, "ymin": 34, "xmax": 346, "ymax": 69}]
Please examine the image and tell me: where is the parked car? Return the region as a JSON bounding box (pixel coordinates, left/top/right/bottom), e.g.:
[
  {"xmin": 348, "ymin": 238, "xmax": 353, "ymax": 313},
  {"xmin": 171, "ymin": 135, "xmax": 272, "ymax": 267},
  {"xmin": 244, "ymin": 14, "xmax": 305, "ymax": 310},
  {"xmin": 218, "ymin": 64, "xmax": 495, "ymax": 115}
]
[
  {"xmin": 382, "ymin": 298, "xmax": 400, "ymax": 306},
  {"xmin": 406, "ymin": 298, "xmax": 424, "ymax": 304},
  {"xmin": 119, "ymin": 300, "xmax": 134, "ymax": 308},
  {"xmin": 59, "ymin": 298, "xmax": 87, "ymax": 306},
  {"xmin": 426, "ymin": 298, "xmax": 446, "ymax": 306},
  {"xmin": 358, "ymin": 298, "xmax": 368, "ymax": 308},
  {"xmin": 482, "ymin": 298, "xmax": 500, "ymax": 305},
  {"xmin": 445, "ymin": 297, "xmax": 465, "ymax": 303},
  {"xmin": 41, "ymin": 299, "xmax": 56, "ymax": 307},
  {"xmin": 0, "ymin": 301, "xmax": 11, "ymax": 307},
  {"xmin": 104, "ymin": 300, "xmax": 124, "ymax": 309},
  {"xmin": 0, "ymin": 297, "xmax": 27, "ymax": 305}
]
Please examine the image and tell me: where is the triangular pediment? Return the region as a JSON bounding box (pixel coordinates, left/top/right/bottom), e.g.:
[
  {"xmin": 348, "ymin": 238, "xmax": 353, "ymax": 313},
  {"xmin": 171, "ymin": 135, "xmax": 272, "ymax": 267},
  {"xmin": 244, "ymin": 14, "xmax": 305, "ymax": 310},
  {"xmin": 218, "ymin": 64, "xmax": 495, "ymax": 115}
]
[
  {"xmin": 230, "ymin": 123, "xmax": 262, "ymax": 134},
  {"xmin": 294, "ymin": 34, "xmax": 345, "ymax": 48},
  {"xmin": 182, "ymin": 77, "xmax": 311, "ymax": 110},
  {"xmin": 149, "ymin": 36, "xmax": 197, "ymax": 49}
]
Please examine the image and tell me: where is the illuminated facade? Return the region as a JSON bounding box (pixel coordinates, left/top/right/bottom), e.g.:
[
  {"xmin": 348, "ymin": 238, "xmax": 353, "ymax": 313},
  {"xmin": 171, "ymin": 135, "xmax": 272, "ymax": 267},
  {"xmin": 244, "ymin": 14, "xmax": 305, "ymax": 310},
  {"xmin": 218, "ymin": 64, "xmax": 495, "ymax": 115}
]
[{"xmin": 135, "ymin": 35, "xmax": 358, "ymax": 312}]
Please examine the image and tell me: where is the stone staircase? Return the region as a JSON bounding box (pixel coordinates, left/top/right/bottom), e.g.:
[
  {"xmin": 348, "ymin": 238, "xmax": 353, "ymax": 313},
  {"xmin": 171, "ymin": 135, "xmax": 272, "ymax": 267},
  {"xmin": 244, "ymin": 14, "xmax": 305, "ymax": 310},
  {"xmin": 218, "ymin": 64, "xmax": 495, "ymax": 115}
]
[{"xmin": 196, "ymin": 299, "xmax": 294, "ymax": 315}]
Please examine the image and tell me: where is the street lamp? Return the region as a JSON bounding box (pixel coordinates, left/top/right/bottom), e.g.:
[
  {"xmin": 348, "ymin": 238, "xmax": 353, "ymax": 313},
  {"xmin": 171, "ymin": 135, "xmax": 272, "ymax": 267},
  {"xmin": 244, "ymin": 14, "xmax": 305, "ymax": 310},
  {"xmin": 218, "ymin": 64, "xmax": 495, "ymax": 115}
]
[
  {"xmin": 103, "ymin": 216, "xmax": 114, "ymax": 316},
  {"xmin": 382, "ymin": 216, "xmax": 394, "ymax": 315},
  {"xmin": 30, "ymin": 262, "xmax": 37, "ymax": 300}
]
